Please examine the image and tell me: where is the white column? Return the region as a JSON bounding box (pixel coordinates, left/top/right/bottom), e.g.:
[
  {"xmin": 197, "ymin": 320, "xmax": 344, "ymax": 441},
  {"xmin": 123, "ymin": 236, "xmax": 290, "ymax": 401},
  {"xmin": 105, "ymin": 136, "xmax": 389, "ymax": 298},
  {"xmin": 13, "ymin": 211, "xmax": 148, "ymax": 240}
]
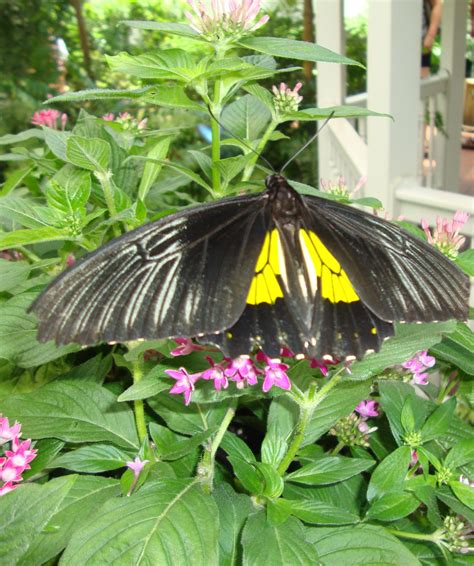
[
  {"xmin": 439, "ymin": 0, "xmax": 468, "ymax": 191},
  {"xmin": 314, "ymin": 0, "xmax": 345, "ymax": 181},
  {"xmin": 367, "ymin": 0, "xmax": 421, "ymax": 210}
]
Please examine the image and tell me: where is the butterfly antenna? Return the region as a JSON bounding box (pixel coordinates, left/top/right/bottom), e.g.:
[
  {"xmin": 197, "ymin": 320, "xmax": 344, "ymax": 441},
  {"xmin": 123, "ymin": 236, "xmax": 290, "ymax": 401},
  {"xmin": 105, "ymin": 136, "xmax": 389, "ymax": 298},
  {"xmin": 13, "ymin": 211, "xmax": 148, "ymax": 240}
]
[
  {"xmin": 206, "ymin": 105, "xmax": 275, "ymax": 174},
  {"xmin": 279, "ymin": 111, "xmax": 336, "ymax": 175}
]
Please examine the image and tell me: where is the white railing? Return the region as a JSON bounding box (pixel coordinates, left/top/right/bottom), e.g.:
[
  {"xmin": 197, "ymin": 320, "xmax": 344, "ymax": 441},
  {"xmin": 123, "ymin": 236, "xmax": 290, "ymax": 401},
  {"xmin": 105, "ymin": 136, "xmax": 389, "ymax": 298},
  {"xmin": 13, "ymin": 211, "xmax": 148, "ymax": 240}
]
[{"xmin": 343, "ymin": 70, "xmax": 451, "ymax": 190}]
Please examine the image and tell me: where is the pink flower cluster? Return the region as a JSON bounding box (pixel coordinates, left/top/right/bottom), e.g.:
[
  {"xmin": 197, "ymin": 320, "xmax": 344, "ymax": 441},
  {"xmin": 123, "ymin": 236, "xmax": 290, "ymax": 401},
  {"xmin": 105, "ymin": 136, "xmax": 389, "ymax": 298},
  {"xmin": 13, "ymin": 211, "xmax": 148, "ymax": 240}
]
[
  {"xmin": 31, "ymin": 109, "xmax": 67, "ymax": 130},
  {"xmin": 354, "ymin": 399, "xmax": 379, "ymax": 437},
  {"xmin": 402, "ymin": 350, "xmax": 436, "ymax": 385},
  {"xmin": 165, "ymin": 339, "xmax": 294, "ymax": 405},
  {"xmin": 185, "ymin": 0, "xmax": 269, "ymax": 38},
  {"xmin": 0, "ymin": 416, "xmax": 37, "ymax": 496},
  {"xmin": 421, "ymin": 211, "xmax": 469, "ymax": 259},
  {"xmin": 102, "ymin": 112, "xmax": 147, "ymax": 131},
  {"xmin": 272, "ymin": 82, "xmax": 303, "ymax": 113}
]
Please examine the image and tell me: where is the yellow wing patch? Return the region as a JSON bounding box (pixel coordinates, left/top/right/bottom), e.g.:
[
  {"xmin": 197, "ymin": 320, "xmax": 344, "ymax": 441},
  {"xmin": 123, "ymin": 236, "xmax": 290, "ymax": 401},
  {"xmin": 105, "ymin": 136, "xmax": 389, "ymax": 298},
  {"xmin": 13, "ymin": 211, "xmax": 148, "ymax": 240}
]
[
  {"xmin": 247, "ymin": 230, "xmax": 284, "ymax": 305},
  {"xmin": 299, "ymin": 230, "xmax": 359, "ymax": 304}
]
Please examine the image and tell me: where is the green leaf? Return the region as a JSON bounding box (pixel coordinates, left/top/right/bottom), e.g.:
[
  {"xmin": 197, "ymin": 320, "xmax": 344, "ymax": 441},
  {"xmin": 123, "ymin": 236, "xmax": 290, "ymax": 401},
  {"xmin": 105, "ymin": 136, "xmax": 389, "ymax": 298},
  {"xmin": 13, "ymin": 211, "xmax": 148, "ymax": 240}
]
[
  {"xmin": 286, "ymin": 456, "xmax": 375, "ymax": 485},
  {"xmin": 66, "ymin": 135, "xmax": 111, "ymax": 172},
  {"xmin": 107, "ymin": 49, "xmax": 197, "ymax": 81},
  {"xmin": 449, "ymin": 480, "xmax": 474, "ymax": 510},
  {"xmin": 421, "ymin": 397, "xmax": 456, "ymax": 443},
  {"xmin": 51, "ymin": 444, "xmax": 133, "ymax": 473},
  {"xmin": 0, "ymin": 291, "xmax": 80, "ymax": 367},
  {"xmin": 138, "ymin": 136, "xmax": 172, "ymax": 201},
  {"xmin": 61, "ymin": 479, "xmax": 218, "ymax": 565},
  {"xmin": 256, "ymin": 462, "xmax": 284, "ymax": 498},
  {"xmin": 366, "ymin": 491, "xmax": 420, "ymax": 521},
  {"xmin": 436, "ymin": 486, "xmax": 474, "ymax": 524},
  {"xmin": 42, "ymin": 127, "xmax": 71, "ymax": 160},
  {"xmin": 0, "ymin": 476, "xmax": 74, "ymax": 564},
  {"xmin": 221, "ymin": 431, "xmax": 256, "ymax": 463},
  {"xmin": 228, "ymin": 456, "xmax": 263, "ymax": 494},
  {"xmin": 0, "ymin": 380, "xmax": 139, "ymax": 449},
  {"xmin": 213, "ymin": 484, "xmax": 251, "ymax": 566},
  {"xmin": 367, "ymin": 446, "xmax": 412, "ymax": 502},
  {"xmin": 0, "ymin": 166, "xmax": 34, "ymax": 196},
  {"xmin": 0, "ymin": 196, "xmax": 52, "ymax": 228},
  {"xmin": 284, "ymin": 105, "xmax": 391, "ymax": 122},
  {"xmin": 400, "ymin": 397, "xmax": 416, "ymax": 433},
  {"xmin": 142, "ymin": 84, "xmax": 204, "ymax": 111},
  {"xmin": 261, "ymin": 428, "xmax": 288, "ymax": 469},
  {"xmin": 215, "ymin": 153, "xmax": 254, "ymax": 185},
  {"xmin": 303, "ymin": 379, "xmax": 372, "ymax": 445},
  {"xmin": 0, "ymin": 226, "xmax": 71, "ymax": 248},
  {"xmin": 284, "ymin": 499, "xmax": 359, "ymax": 525},
  {"xmin": 242, "ymin": 511, "xmax": 318, "ymax": 565},
  {"xmin": 0, "ymin": 259, "xmax": 31, "ymax": 292},
  {"xmin": 430, "ymin": 322, "xmax": 474, "ymax": 375},
  {"xmin": 349, "ymin": 321, "xmax": 456, "ymax": 381},
  {"xmin": 19, "ymin": 475, "xmax": 120, "ymax": 566},
  {"xmin": 445, "ymin": 439, "xmax": 474, "ymax": 470},
  {"xmin": 353, "ymin": 196, "xmax": 384, "ymax": 209},
  {"xmin": 123, "ymin": 20, "xmax": 206, "ymax": 41},
  {"xmin": 238, "ymin": 37, "xmax": 363, "ymax": 67},
  {"xmin": 118, "ymin": 365, "xmax": 170, "ymax": 401},
  {"xmin": 221, "ymin": 94, "xmax": 271, "ymax": 141},
  {"xmin": 149, "ymin": 423, "xmax": 214, "ymax": 461},
  {"xmin": 306, "ymin": 524, "xmax": 421, "ymax": 566},
  {"xmin": 46, "ymin": 86, "xmax": 154, "ymax": 104},
  {"xmin": 455, "ymin": 248, "xmax": 474, "ymax": 276},
  {"xmin": 0, "ymin": 128, "xmax": 44, "ymax": 145},
  {"xmin": 22, "ymin": 438, "xmax": 65, "ymax": 480},
  {"xmin": 47, "ymin": 168, "xmax": 91, "ymax": 215}
]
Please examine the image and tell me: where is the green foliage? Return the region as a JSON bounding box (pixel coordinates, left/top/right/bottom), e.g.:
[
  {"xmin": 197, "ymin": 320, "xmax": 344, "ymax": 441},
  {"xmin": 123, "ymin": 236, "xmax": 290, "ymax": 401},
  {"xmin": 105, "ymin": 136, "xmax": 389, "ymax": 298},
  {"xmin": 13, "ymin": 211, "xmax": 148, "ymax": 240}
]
[{"xmin": 0, "ymin": 6, "xmax": 472, "ymax": 566}]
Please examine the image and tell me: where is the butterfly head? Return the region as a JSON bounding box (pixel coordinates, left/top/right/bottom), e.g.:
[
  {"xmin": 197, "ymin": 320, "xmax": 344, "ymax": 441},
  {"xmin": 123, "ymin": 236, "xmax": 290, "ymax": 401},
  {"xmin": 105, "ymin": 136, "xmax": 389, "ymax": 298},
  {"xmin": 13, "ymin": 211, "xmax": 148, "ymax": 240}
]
[{"xmin": 265, "ymin": 174, "xmax": 303, "ymax": 220}]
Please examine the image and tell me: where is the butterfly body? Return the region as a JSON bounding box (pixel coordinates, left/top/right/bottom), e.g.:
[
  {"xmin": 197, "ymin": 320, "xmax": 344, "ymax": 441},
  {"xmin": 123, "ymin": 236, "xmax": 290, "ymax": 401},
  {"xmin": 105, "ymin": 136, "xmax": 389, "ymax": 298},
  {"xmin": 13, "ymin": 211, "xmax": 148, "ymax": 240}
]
[{"xmin": 30, "ymin": 175, "xmax": 469, "ymax": 360}]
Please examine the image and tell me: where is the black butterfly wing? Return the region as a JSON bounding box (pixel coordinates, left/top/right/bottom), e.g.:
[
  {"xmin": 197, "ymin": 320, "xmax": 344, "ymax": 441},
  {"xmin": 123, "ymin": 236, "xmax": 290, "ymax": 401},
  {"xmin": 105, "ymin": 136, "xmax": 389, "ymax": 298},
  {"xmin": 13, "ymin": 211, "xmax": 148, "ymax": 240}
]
[
  {"xmin": 30, "ymin": 194, "xmax": 269, "ymax": 346},
  {"xmin": 302, "ymin": 194, "xmax": 469, "ymax": 324}
]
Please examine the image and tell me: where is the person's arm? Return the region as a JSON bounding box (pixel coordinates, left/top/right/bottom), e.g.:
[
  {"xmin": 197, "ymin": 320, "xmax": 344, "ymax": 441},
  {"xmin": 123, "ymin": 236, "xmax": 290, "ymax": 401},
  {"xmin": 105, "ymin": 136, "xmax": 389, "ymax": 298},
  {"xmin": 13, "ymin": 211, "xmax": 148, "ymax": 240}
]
[{"xmin": 424, "ymin": 0, "xmax": 442, "ymax": 50}]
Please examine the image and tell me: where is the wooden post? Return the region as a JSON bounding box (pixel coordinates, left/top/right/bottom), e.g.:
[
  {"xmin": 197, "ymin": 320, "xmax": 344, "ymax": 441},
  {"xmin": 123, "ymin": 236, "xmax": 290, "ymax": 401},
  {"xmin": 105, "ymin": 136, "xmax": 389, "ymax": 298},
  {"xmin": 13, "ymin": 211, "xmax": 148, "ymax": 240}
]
[
  {"xmin": 367, "ymin": 0, "xmax": 421, "ymax": 210},
  {"xmin": 439, "ymin": 0, "xmax": 468, "ymax": 191},
  {"xmin": 314, "ymin": 0, "xmax": 345, "ymax": 182}
]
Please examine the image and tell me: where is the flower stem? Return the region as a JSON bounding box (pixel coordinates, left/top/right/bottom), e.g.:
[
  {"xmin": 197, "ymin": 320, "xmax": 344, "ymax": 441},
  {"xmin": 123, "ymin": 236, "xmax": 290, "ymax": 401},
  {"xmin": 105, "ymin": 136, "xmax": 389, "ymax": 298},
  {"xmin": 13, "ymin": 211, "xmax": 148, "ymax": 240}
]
[
  {"xmin": 332, "ymin": 440, "xmax": 345, "ymax": 455},
  {"xmin": 277, "ymin": 366, "xmax": 346, "ymax": 476},
  {"xmin": 385, "ymin": 528, "xmax": 437, "ymax": 543},
  {"xmin": 242, "ymin": 119, "xmax": 278, "ymax": 181},
  {"xmin": 131, "ymin": 359, "xmax": 147, "ymax": 443},
  {"xmin": 199, "ymin": 403, "xmax": 236, "ymax": 492},
  {"xmin": 211, "ymin": 112, "xmax": 221, "ymax": 194}
]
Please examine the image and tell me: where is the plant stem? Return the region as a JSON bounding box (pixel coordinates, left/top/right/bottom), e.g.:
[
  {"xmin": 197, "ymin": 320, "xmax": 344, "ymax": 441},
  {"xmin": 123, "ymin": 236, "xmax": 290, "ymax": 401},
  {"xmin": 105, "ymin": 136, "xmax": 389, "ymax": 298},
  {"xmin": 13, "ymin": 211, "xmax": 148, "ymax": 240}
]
[
  {"xmin": 277, "ymin": 366, "xmax": 346, "ymax": 476},
  {"xmin": 242, "ymin": 119, "xmax": 278, "ymax": 181},
  {"xmin": 199, "ymin": 404, "xmax": 236, "ymax": 492},
  {"xmin": 385, "ymin": 528, "xmax": 437, "ymax": 543},
  {"xmin": 332, "ymin": 440, "xmax": 345, "ymax": 455},
  {"xmin": 211, "ymin": 111, "xmax": 221, "ymax": 194},
  {"xmin": 131, "ymin": 359, "xmax": 147, "ymax": 443}
]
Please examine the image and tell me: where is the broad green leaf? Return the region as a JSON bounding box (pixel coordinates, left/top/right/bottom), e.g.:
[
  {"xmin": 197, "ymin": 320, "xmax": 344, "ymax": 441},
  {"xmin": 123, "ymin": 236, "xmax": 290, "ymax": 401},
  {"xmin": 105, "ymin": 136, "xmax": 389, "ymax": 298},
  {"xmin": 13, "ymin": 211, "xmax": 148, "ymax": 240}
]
[
  {"xmin": 400, "ymin": 397, "xmax": 416, "ymax": 433},
  {"xmin": 367, "ymin": 446, "xmax": 412, "ymax": 502},
  {"xmin": 445, "ymin": 439, "xmax": 474, "ymax": 470},
  {"xmin": 147, "ymin": 393, "xmax": 229, "ymax": 435},
  {"xmin": 57, "ymin": 353, "xmax": 113, "ymax": 384},
  {"xmin": 256, "ymin": 462, "xmax": 284, "ymax": 498},
  {"xmin": 138, "ymin": 136, "xmax": 172, "ymax": 201},
  {"xmin": 242, "ymin": 511, "xmax": 318, "ymax": 565},
  {"xmin": 349, "ymin": 321, "xmax": 456, "ymax": 381},
  {"xmin": 66, "ymin": 135, "xmax": 110, "ymax": 172},
  {"xmin": 306, "ymin": 524, "xmax": 421, "ymax": 566},
  {"xmin": 353, "ymin": 196, "xmax": 384, "ymax": 209},
  {"xmin": 0, "ymin": 196, "xmax": 52, "ymax": 228},
  {"xmin": 51, "ymin": 444, "xmax": 133, "ymax": 473},
  {"xmin": 412, "ymin": 484, "xmax": 443, "ymax": 527},
  {"xmin": 0, "ymin": 166, "xmax": 34, "ymax": 196},
  {"xmin": 0, "ymin": 380, "xmax": 139, "ymax": 449},
  {"xmin": 421, "ymin": 397, "xmax": 456, "ymax": 442},
  {"xmin": 0, "ymin": 128, "xmax": 44, "ymax": 145},
  {"xmin": 284, "ymin": 105, "xmax": 391, "ymax": 122},
  {"xmin": 118, "ymin": 365, "xmax": 170, "ymax": 401},
  {"xmin": 0, "ymin": 292, "xmax": 80, "ymax": 367},
  {"xmin": 228, "ymin": 456, "xmax": 263, "ymax": 494},
  {"xmin": 22, "ymin": 438, "xmax": 65, "ymax": 480},
  {"xmin": 221, "ymin": 431, "xmax": 256, "ymax": 463},
  {"xmin": 61, "ymin": 479, "xmax": 218, "ymax": 565},
  {"xmin": 267, "ymin": 395, "xmax": 299, "ymax": 446},
  {"xmin": 366, "ymin": 491, "xmax": 420, "ymax": 521},
  {"xmin": 0, "ymin": 226, "xmax": 71, "ymax": 248},
  {"xmin": 42, "ymin": 127, "xmax": 70, "ymax": 160},
  {"xmin": 238, "ymin": 37, "xmax": 363, "ymax": 67},
  {"xmin": 379, "ymin": 381, "xmax": 429, "ymax": 445},
  {"xmin": 49, "ymin": 166, "xmax": 91, "ymax": 213},
  {"xmin": 303, "ymin": 379, "xmax": 372, "ymax": 445},
  {"xmin": 221, "ymin": 94, "xmax": 271, "ymax": 141},
  {"xmin": 47, "ymin": 86, "xmax": 154, "ymax": 104},
  {"xmin": 216, "ymin": 153, "xmax": 254, "ymax": 185},
  {"xmin": 266, "ymin": 498, "xmax": 293, "ymax": 525},
  {"xmin": 284, "ymin": 499, "xmax": 359, "ymax": 525},
  {"xmin": 107, "ymin": 49, "xmax": 197, "ymax": 81},
  {"xmin": 213, "ymin": 484, "xmax": 252, "ymax": 566},
  {"xmin": 0, "ymin": 259, "xmax": 31, "ymax": 292},
  {"xmin": 450, "ymin": 480, "xmax": 474, "ymax": 510},
  {"xmin": 261, "ymin": 428, "xmax": 288, "ymax": 468},
  {"xmin": 430, "ymin": 322, "xmax": 474, "ymax": 376},
  {"xmin": 141, "ymin": 84, "xmax": 204, "ymax": 111},
  {"xmin": 455, "ymin": 248, "xmax": 474, "ymax": 276},
  {"xmin": 243, "ymin": 82, "xmax": 275, "ymax": 110},
  {"xmin": 123, "ymin": 20, "xmax": 206, "ymax": 41},
  {"xmin": 286, "ymin": 456, "xmax": 375, "ymax": 485},
  {"xmin": 0, "ymin": 476, "xmax": 74, "ymax": 564},
  {"xmin": 149, "ymin": 423, "xmax": 214, "ymax": 461},
  {"xmin": 19, "ymin": 476, "xmax": 120, "ymax": 566},
  {"xmin": 436, "ymin": 486, "xmax": 474, "ymax": 524}
]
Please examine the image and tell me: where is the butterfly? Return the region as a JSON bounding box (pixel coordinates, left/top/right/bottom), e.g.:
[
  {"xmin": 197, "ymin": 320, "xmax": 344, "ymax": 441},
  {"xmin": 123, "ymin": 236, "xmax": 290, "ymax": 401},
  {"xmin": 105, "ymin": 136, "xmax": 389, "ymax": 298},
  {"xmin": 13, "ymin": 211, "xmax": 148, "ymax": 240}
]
[{"xmin": 30, "ymin": 173, "xmax": 469, "ymax": 361}]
